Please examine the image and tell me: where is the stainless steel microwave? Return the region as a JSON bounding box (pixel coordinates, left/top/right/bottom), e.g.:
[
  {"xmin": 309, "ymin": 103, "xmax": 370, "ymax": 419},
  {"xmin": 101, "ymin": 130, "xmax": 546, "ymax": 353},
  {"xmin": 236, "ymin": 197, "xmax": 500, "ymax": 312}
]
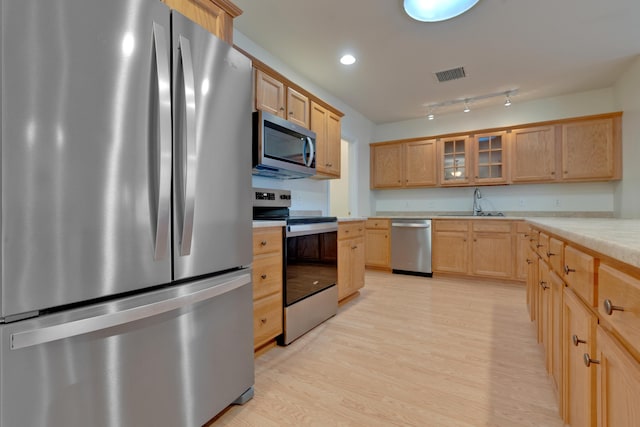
[{"xmin": 252, "ymin": 110, "xmax": 316, "ymax": 179}]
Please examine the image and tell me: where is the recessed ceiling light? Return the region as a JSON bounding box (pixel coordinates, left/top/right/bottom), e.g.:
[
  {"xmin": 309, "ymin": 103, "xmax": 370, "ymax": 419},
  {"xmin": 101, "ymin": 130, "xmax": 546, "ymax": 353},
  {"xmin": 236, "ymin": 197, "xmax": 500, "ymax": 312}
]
[
  {"xmin": 404, "ymin": 0, "xmax": 480, "ymax": 22},
  {"xmin": 340, "ymin": 54, "xmax": 356, "ymax": 65}
]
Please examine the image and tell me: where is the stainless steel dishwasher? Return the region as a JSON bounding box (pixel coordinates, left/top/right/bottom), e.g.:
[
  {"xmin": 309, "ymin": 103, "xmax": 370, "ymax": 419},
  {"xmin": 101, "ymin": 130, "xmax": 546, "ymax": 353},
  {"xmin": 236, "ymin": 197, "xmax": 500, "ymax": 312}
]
[{"xmin": 391, "ymin": 218, "xmax": 432, "ymax": 277}]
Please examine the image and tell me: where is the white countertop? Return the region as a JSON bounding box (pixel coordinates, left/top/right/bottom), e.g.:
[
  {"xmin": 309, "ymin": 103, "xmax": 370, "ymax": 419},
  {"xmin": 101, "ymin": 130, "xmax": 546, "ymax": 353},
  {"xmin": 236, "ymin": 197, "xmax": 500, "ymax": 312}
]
[
  {"xmin": 526, "ymin": 218, "xmax": 640, "ymax": 269},
  {"xmin": 338, "ymin": 217, "xmax": 367, "ymax": 222}
]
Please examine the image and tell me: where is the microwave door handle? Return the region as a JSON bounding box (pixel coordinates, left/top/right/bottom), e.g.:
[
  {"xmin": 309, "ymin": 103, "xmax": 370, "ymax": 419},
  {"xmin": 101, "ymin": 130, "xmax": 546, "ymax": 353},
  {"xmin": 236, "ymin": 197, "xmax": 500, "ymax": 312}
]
[
  {"xmin": 150, "ymin": 22, "xmax": 172, "ymax": 261},
  {"xmin": 176, "ymin": 35, "xmax": 197, "ymax": 256},
  {"xmin": 305, "ymin": 137, "xmax": 315, "ymax": 167}
]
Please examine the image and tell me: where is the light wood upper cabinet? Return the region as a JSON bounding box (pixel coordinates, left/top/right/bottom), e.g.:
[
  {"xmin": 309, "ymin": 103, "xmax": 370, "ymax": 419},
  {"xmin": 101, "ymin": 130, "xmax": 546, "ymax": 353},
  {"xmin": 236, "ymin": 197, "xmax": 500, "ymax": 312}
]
[
  {"xmin": 439, "ymin": 136, "xmax": 471, "ymax": 186},
  {"xmin": 162, "ymin": 0, "xmax": 241, "ymax": 43},
  {"xmin": 255, "ymin": 69, "xmax": 285, "ymax": 118},
  {"xmin": 473, "ymin": 131, "xmax": 508, "ymax": 184},
  {"xmin": 561, "ymin": 116, "xmax": 621, "ymax": 181},
  {"xmin": 510, "ymin": 125, "xmax": 558, "ymax": 183},
  {"xmin": 311, "ymin": 101, "xmax": 341, "ymax": 178},
  {"xmin": 286, "ymin": 87, "xmax": 309, "ymax": 128},
  {"xmin": 370, "ymin": 144, "xmax": 404, "ymax": 188},
  {"xmin": 405, "ymin": 139, "xmax": 437, "ymax": 187}
]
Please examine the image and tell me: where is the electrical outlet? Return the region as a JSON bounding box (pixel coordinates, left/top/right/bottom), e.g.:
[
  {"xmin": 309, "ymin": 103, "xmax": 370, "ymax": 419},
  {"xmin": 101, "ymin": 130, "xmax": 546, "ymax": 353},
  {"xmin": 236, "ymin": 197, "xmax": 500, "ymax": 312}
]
[
  {"xmin": 518, "ymin": 199, "xmax": 525, "ymax": 207},
  {"xmin": 555, "ymin": 199, "xmax": 561, "ymax": 207}
]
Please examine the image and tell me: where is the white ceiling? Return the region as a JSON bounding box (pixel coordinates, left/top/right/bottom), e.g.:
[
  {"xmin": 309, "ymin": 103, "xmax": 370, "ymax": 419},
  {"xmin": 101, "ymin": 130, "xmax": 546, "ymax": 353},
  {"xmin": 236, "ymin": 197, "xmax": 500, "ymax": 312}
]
[{"xmin": 232, "ymin": 0, "xmax": 640, "ymax": 124}]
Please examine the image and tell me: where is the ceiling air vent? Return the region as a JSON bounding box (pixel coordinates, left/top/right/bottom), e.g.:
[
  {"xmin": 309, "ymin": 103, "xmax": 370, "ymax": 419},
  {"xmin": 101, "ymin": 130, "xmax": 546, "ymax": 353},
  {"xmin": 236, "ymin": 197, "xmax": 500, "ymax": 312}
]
[{"xmin": 434, "ymin": 66, "xmax": 466, "ymax": 82}]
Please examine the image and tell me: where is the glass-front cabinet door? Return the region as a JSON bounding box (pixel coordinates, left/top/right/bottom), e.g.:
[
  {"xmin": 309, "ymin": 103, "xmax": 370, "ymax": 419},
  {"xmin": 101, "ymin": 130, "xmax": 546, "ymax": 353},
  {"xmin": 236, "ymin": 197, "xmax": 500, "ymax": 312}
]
[
  {"xmin": 439, "ymin": 136, "xmax": 470, "ymax": 186},
  {"xmin": 473, "ymin": 131, "xmax": 508, "ymax": 184}
]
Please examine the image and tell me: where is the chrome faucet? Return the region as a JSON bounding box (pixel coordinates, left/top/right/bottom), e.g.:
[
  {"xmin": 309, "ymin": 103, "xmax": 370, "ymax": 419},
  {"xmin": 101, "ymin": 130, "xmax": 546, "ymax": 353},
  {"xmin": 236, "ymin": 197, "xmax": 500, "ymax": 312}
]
[{"xmin": 472, "ymin": 187, "xmax": 482, "ymax": 216}]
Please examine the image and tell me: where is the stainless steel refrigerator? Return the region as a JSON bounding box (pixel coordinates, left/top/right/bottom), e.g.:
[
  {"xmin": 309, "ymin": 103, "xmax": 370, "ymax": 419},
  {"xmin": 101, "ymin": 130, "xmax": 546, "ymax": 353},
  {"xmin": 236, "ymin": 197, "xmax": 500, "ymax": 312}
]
[{"xmin": 0, "ymin": 1, "xmax": 254, "ymax": 425}]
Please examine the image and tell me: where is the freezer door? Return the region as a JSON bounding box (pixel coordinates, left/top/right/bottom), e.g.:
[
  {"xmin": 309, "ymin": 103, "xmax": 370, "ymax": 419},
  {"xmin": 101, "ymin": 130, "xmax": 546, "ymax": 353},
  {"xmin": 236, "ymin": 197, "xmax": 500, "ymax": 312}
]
[
  {"xmin": 0, "ymin": 0, "xmax": 173, "ymax": 317},
  {"xmin": 0, "ymin": 270, "xmax": 254, "ymax": 427},
  {"xmin": 171, "ymin": 12, "xmax": 253, "ymax": 280}
]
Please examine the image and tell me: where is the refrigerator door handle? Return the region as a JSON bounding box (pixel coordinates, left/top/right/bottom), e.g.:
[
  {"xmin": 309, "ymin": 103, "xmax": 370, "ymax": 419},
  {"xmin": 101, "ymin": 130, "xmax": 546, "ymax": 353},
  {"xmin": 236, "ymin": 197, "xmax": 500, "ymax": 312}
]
[
  {"xmin": 151, "ymin": 22, "xmax": 172, "ymax": 260},
  {"xmin": 176, "ymin": 35, "xmax": 197, "ymax": 256},
  {"xmin": 10, "ymin": 273, "xmax": 251, "ymax": 350}
]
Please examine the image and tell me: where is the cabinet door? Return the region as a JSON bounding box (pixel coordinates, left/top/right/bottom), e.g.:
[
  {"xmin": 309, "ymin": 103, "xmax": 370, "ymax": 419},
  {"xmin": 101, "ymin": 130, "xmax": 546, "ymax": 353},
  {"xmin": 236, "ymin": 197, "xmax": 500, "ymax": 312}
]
[
  {"xmin": 255, "ymin": 69, "xmax": 285, "ymax": 117},
  {"xmin": 311, "ymin": 102, "xmax": 341, "ymax": 178},
  {"xmin": 439, "ymin": 137, "xmax": 470, "ymax": 186},
  {"xmin": 471, "ymin": 231, "xmax": 513, "ymax": 278},
  {"xmin": 549, "ymin": 271, "xmax": 564, "ymax": 412},
  {"xmin": 370, "ymin": 144, "xmax": 403, "ymax": 188},
  {"xmin": 286, "ymin": 86, "xmax": 309, "ymax": 128},
  {"xmin": 510, "ymin": 125, "xmax": 557, "ymax": 182},
  {"xmin": 351, "ymin": 236, "xmax": 365, "ymax": 293},
  {"xmin": 364, "ymin": 229, "xmax": 390, "ymax": 268},
  {"xmin": 563, "ymin": 287, "xmax": 597, "ymax": 427},
  {"xmin": 162, "ymin": 0, "xmax": 234, "ymax": 43},
  {"xmin": 596, "ymin": 326, "xmax": 640, "ymax": 427},
  {"xmin": 337, "ymin": 238, "xmax": 352, "ymax": 300},
  {"xmin": 516, "ymin": 227, "xmax": 530, "ymax": 281},
  {"xmin": 526, "ymin": 247, "xmax": 539, "ymax": 322},
  {"xmin": 562, "ymin": 118, "xmax": 616, "ymax": 180},
  {"xmin": 539, "ymin": 261, "xmax": 551, "ymax": 369},
  {"xmin": 473, "ymin": 131, "xmax": 508, "ymax": 184},
  {"xmin": 432, "ymin": 231, "xmax": 468, "ymax": 274},
  {"xmin": 405, "ymin": 139, "xmax": 437, "ymax": 187}
]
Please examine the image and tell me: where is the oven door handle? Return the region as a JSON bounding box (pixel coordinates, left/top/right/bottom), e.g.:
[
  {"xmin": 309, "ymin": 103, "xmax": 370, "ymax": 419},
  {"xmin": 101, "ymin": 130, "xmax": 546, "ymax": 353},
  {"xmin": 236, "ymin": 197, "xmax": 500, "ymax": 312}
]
[{"xmin": 287, "ymin": 222, "xmax": 337, "ymax": 237}]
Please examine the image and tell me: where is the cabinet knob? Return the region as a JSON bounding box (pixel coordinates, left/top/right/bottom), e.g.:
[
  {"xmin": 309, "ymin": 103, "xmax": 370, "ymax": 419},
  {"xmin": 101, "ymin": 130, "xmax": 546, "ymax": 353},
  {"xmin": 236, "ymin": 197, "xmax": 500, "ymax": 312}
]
[
  {"xmin": 289, "ymin": 111, "xmax": 293, "ymax": 116},
  {"xmin": 261, "ymin": 274, "xmax": 267, "ymax": 280},
  {"xmin": 583, "ymin": 353, "xmax": 600, "ymax": 367},
  {"xmin": 260, "ymin": 318, "xmax": 267, "ymax": 324},
  {"xmin": 564, "ymin": 265, "xmax": 575, "ymax": 275},
  {"xmin": 603, "ymin": 299, "xmax": 624, "ymax": 316},
  {"xmin": 279, "ymin": 106, "xmax": 285, "ymax": 111},
  {"xmin": 572, "ymin": 334, "xmax": 586, "ymax": 346},
  {"xmin": 551, "ymin": 171, "xmax": 556, "ymax": 175},
  {"xmin": 546, "ymin": 251, "xmax": 555, "ymax": 257},
  {"xmin": 526, "ymin": 259, "xmax": 532, "ymax": 265},
  {"xmin": 539, "ymin": 281, "xmax": 548, "ymax": 290},
  {"xmin": 536, "ymin": 244, "xmax": 543, "ymax": 248},
  {"xmin": 351, "ymin": 246, "xmax": 358, "ymax": 250},
  {"xmin": 260, "ymin": 240, "xmax": 267, "ymax": 246}
]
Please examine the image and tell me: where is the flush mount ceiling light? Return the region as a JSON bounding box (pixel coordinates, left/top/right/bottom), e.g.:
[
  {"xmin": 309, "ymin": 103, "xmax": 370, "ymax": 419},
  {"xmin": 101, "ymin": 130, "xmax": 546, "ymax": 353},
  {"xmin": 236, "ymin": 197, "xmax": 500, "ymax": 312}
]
[
  {"xmin": 463, "ymin": 101, "xmax": 471, "ymax": 113},
  {"xmin": 404, "ymin": 0, "xmax": 480, "ymax": 22},
  {"xmin": 340, "ymin": 54, "xmax": 356, "ymax": 65},
  {"xmin": 504, "ymin": 93, "xmax": 512, "ymax": 107}
]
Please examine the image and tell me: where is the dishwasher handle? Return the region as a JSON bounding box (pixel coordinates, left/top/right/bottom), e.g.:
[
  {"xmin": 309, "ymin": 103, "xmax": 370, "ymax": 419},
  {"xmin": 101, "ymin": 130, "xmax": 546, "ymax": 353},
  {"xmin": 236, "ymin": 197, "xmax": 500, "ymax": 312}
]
[{"xmin": 391, "ymin": 222, "xmax": 431, "ymax": 228}]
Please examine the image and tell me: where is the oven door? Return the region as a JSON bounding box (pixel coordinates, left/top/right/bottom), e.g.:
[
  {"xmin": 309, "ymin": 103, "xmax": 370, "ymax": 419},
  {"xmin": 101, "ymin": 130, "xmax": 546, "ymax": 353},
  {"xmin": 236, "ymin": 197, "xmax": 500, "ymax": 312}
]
[{"xmin": 285, "ymin": 222, "xmax": 338, "ymax": 307}]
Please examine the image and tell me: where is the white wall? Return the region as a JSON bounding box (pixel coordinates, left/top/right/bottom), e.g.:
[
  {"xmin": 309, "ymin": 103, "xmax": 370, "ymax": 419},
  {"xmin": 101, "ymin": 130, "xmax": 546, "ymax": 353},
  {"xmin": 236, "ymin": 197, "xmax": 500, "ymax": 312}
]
[
  {"xmin": 613, "ymin": 56, "xmax": 640, "ymax": 218},
  {"xmin": 370, "ymin": 89, "xmax": 619, "ymax": 215},
  {"xmin": 234, "ymin": 31, "xmax": 375, "ymax": 217}
]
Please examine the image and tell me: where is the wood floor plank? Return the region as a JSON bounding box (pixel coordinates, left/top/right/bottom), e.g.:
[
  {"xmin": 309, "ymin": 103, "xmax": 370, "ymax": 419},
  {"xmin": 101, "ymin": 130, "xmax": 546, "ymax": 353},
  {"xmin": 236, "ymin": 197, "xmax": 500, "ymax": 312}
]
[{"xmin": 209, "ymin": 271, "xmax": 563, "ymax": 427}]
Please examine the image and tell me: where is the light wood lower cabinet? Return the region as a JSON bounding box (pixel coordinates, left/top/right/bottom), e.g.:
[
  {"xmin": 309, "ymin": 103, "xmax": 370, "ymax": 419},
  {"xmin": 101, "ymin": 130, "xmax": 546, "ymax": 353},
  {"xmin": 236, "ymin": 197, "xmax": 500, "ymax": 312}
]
[
  {"xmin": 365, "ymin": 219, "xmax": 390, "ymax": 269},
  {"xmin": 563, "ymin": 287, "xmax": 597, "ymax": 427},
  {"xmin": 337, "ymin": 221, "xmax": 365, "ymax": 301},
  {"xmin": 527, "ymin": 223, "xmax": 640, "ymax": 426},
  {"xmin": 432, "ymin": 219, "xmax": 521, "ymax": 281},
  {"xmin": 252, "ymin": 227, "xmax": 283, "ymax": 351},
  {"xmin": 596, "ymin": 326, "xmax": 640, "ymax": 427}
]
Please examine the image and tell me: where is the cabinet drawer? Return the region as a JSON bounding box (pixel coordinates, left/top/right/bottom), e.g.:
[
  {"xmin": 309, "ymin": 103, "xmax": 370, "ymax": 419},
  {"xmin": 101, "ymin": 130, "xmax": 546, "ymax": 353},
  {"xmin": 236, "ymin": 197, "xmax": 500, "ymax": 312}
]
[
  {"xmin": 339, "ymin": 221, "xmax": 365, "ymax": 239},
  {"xmin": 252, "ymin": 227, "xmax": 282, "ymax": 256},
  {"xmin": 434, "ymin": 220, "xmax": 469, "ymax": 232},
  {"xmin": 253, "ymin": 293, "xmax": 283, "ymax": 348},
  {"xmin": 564, "ymin": 245, "xmax": 596, "ymax": 306},
  {"xmin": 472, "ymin": 220, "xmax": 512, "ymax": 233},
  {"xmin": 598, "ymin": 264, "xmax": 640, "ymax": 355},
  {"xmin": 365, "ymin": 219, "xmax": 389, "ymax": 230},
  {"xmin": 252, "ymin": 254, "xmax": 282, "ymax": 300},
  {"xmin": 537, "ymin": 232, "xmax": 550, "ymax": 260},
  {"xmin": 528, "ymin": 229, "xmax": 540, "ymax": 250},
  {"xmin": 548, "ymin": 237, "xmax": 564, "ymax": 275}
]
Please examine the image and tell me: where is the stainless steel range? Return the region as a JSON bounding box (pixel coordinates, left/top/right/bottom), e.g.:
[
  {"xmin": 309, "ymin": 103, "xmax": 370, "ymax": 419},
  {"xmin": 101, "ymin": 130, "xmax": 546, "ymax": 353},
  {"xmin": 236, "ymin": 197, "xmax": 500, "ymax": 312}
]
[{"xmin": 253, "ymin": 188, "xmax": 338, "ymax": 345}]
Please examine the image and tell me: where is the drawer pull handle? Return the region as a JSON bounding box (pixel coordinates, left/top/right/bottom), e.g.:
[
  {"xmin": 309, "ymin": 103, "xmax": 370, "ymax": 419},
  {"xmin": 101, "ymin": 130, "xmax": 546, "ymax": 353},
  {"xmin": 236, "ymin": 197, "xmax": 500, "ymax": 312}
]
[
  {"xmin": 260, "ymin": 318, "xmax": 267, "ymax": 324},
  {"xmin": 564, "ymin": 265, "xmax": 576, "ymax": 275},
  {"xmin": 583, "ymin": 353, "xmax": 600, "ymax": 367},
  {"xmin": 603, "ymin": 299, "xmax": 624, "ymax": 316},
  {"xmin": 526, "ymin": 259, "xmax": 532, "ymax": 265},
  {"xmin": 572, "ymin": 335, "xmax": 586, "ymax": 346},
  {"xmin": 546, "ymin": 251, "xmax": 555, "ymax": 257},
  {"xmin": 351, "ymin": 246, "xmax": 357, "ymax": 250},
  {"xmin": 539, "ymin": 281, "xmax": 548, "ymax": 290},
  {"xmin": 536, "ymin": 244, "xmax": 543, "ymax": 248},
  {"xmin": 260, "ymin": 240, "xmax": 267, "ymax": 246},
  {"xmin": 261, "ymin": 274, "xmax": 267, "ymax": 280}
]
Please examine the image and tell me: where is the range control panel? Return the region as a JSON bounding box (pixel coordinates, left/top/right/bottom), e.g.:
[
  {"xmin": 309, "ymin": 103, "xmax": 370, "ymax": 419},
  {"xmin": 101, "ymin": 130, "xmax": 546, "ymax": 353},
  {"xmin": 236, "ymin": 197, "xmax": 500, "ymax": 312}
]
[{"xmin": 252, "ymin": 188, "xmax": 292, "ymax": 208}]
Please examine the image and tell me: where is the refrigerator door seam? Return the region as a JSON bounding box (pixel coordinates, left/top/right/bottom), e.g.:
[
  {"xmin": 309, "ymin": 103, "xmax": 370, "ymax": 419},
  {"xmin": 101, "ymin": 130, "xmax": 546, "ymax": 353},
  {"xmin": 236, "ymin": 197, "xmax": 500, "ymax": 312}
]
[{"xmin": 10, "ymin": 272, "xmax": 250, "ymax": 350}]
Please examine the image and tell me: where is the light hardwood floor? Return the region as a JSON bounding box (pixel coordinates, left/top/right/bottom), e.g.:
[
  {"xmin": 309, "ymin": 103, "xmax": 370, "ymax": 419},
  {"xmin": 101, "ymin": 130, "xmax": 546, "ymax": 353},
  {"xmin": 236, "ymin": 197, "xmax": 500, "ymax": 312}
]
[{"xmin": 210, "ymin": 271, "xmax": 563, "ymax": 427}]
